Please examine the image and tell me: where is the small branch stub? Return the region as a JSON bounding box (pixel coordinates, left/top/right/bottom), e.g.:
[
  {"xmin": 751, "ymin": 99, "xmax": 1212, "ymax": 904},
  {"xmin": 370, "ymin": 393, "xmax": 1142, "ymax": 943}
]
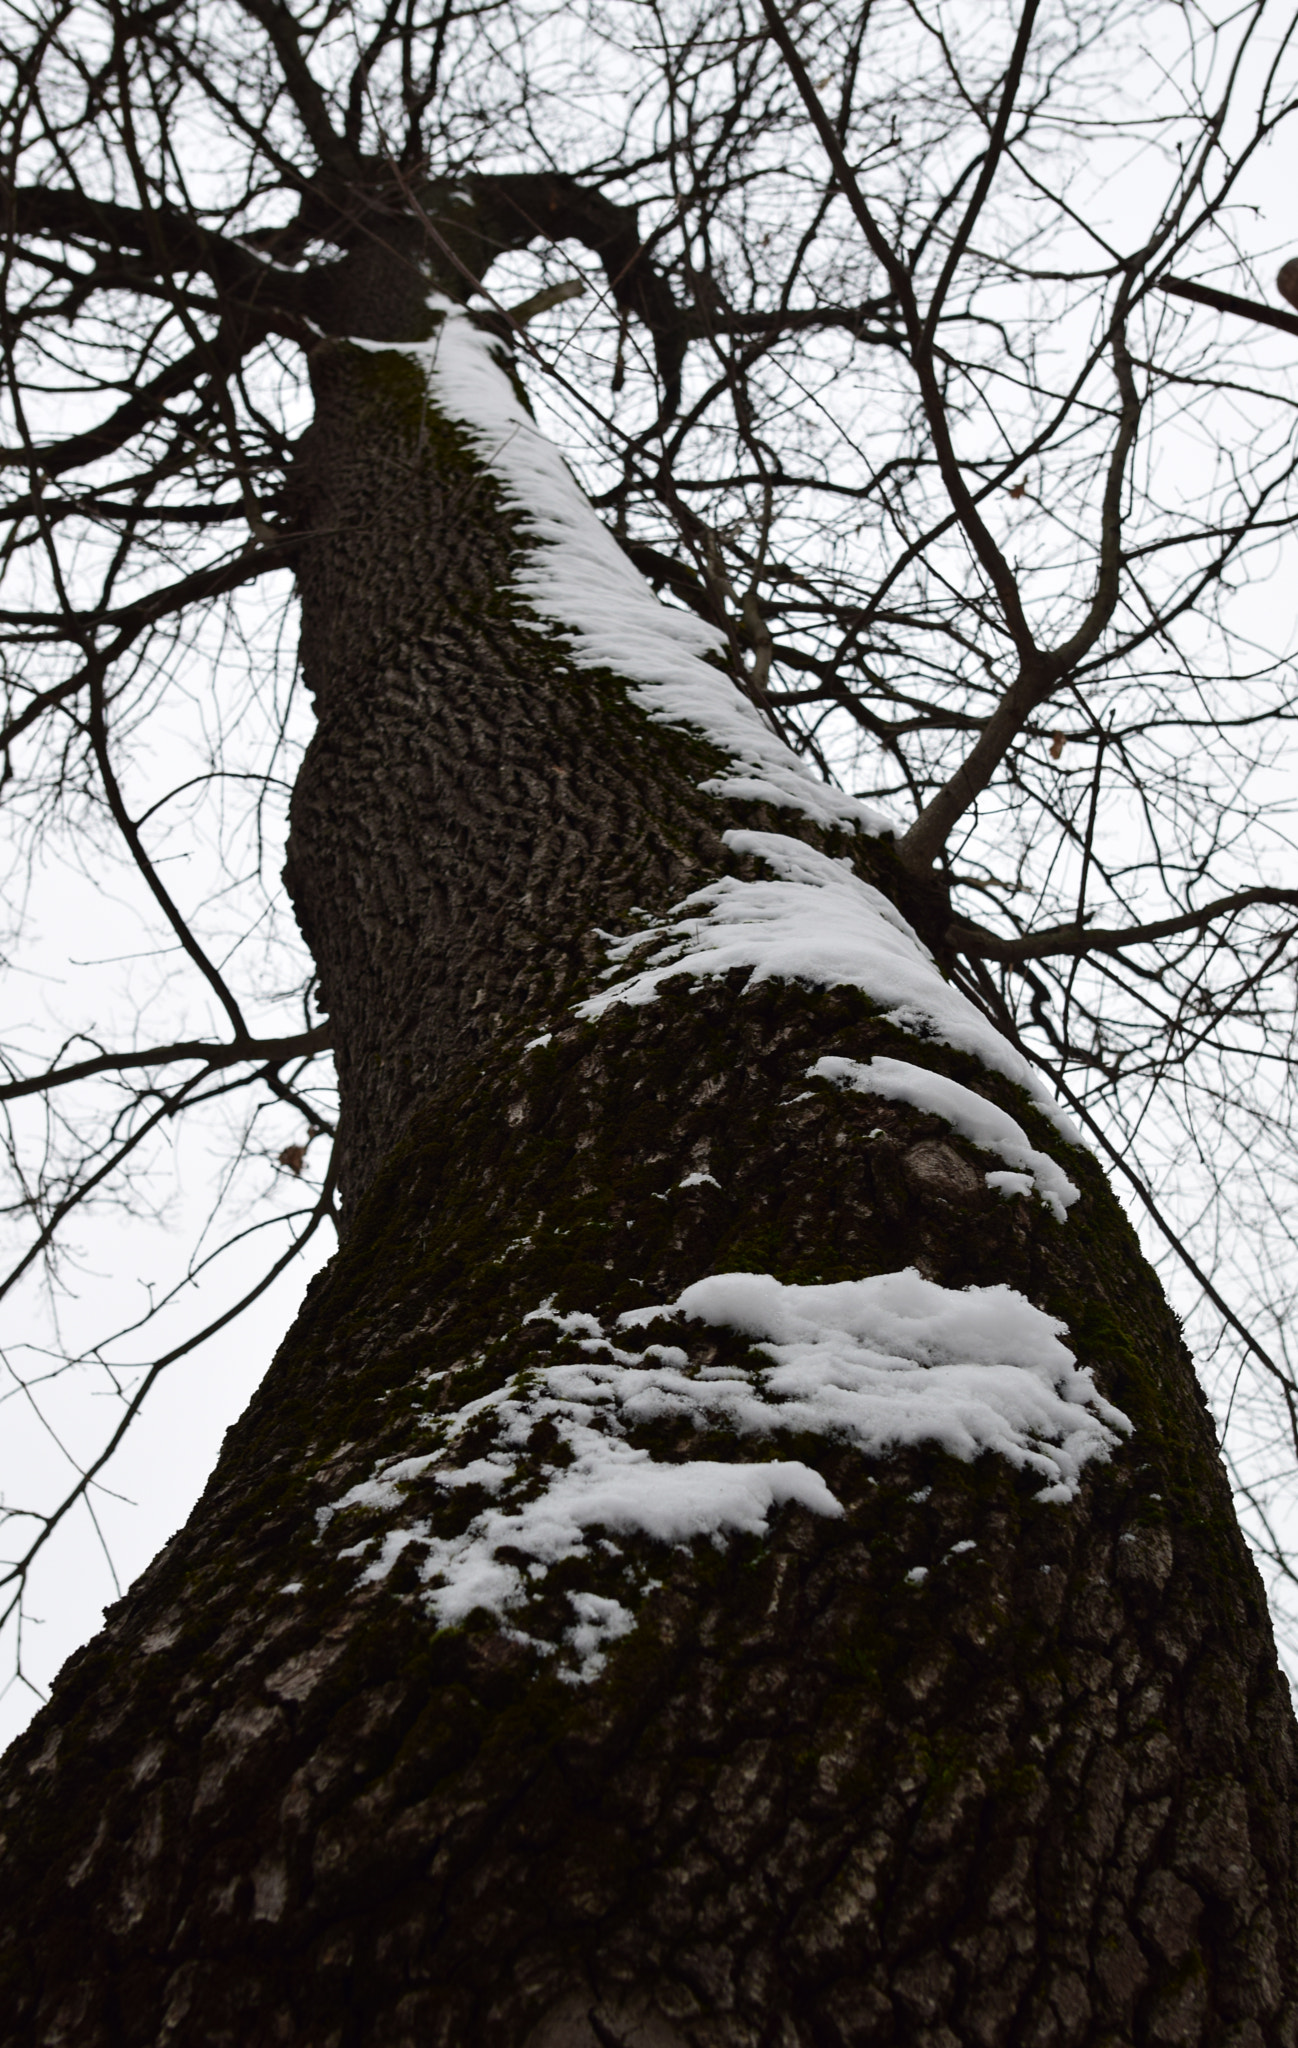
[{"xmin": 506, "ymin": 278, "xmax": 587, "ymax": 326}]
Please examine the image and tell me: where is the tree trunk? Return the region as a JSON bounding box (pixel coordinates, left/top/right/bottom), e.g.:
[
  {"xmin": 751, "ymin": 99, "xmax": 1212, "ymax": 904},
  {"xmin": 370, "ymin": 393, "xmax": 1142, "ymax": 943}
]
[{"xmin": 1, "ymin": 316, "xmax": 1295, "ymax": 2048}]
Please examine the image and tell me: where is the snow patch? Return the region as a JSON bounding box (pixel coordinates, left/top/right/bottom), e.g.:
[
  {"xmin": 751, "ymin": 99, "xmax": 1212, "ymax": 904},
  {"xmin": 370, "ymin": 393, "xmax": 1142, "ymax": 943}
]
[
  {"xmin": 809, "ymin": 1054, "xmax": 1080, "ymax": 1221},
  {"xmin": 577, "ymin": 829, "xmax": 1082, "ymax": 1140},
  {"xmin": 620, "ymin": 1269, "xmax": 1127, "ymax": 1500},
  {"xmin": 419, "ymin": 302, "xmax": 896, "ymax": 838},
  {"xmin": 323, "ymin": 1355, "xmax": 837, "ymax": 1682},
  {"xmin": 563, "ymin": 1592, "xmax": 637, "ymax": 1685},
  {"xmin": 318, "ymin": 1267, "xmax": 1128, "ymax": 1678}
]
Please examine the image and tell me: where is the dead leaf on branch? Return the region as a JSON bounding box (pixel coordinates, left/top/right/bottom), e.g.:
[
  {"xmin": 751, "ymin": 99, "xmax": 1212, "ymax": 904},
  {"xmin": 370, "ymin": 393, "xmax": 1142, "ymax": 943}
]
[
  {"xmin": 278, "ymin": 1144, "xmax": 307, "ymax": 1175},
  {"xmin": 1008, "ymin": 481, "xmax": 1028, "ymax": 500},
  {"xmin": 1050, "ymin": 733, "xmax": 1065, "ymax": 759}
]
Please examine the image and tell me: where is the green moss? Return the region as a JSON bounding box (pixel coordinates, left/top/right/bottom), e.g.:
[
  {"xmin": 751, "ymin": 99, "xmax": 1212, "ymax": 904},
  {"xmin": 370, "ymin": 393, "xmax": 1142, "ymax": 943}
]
[{"xmin": 341, "ymin": 339, "xmax": 463, "ymax": 458}]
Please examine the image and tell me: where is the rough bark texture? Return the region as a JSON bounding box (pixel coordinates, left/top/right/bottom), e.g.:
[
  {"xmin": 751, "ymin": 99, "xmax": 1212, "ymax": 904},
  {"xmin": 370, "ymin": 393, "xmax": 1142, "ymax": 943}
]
[
  {"xmin": 0, "ymin": 334, "xmax": 1295, "ymax": 2048},
  {"xmin": 283, "ymin": 342, "xmax": 728, "ymax": 1206}
]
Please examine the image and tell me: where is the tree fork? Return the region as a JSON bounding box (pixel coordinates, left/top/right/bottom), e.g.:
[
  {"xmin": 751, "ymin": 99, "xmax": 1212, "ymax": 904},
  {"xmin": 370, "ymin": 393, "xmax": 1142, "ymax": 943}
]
[{"xmin": 0, "ymin": 328, "xmax": 1294, "ymax": 2048}]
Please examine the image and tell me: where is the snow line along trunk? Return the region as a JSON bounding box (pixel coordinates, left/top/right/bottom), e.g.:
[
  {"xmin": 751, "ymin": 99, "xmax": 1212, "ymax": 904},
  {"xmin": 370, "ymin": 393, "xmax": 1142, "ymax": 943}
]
[{"xmin": 0, "ymin": 311, "xmax": 1294, "ymax": 2048}]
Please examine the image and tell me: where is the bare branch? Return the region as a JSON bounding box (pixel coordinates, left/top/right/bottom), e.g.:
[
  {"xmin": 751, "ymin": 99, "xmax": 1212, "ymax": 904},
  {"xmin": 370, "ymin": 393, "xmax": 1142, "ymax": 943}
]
[
  {"xmin": 950, "ymin": 888, "xmax": 1298, "ymax": 962},
  {"xmin": 0, "ymin": 1024, "xmax": 333, "ymax": 1104}
]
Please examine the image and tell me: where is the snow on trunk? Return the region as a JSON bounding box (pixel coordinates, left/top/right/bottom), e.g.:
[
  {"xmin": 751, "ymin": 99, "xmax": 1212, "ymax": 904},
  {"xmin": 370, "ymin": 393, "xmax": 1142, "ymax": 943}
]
[
  {"xmin": 322, "ymin": 307, "xmax": 1125, "ymax": 1678},
  {"xmin": 320, "ymin": 1272, "xmax": 1128, "ymax": 1681}
]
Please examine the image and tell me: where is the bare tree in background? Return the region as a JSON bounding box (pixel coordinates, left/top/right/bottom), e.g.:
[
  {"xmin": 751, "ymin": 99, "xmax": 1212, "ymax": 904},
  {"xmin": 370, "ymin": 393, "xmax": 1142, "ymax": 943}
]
[{"xmin": 3, "ymin": 0, "xmax": 1298, "ymax": 2039}]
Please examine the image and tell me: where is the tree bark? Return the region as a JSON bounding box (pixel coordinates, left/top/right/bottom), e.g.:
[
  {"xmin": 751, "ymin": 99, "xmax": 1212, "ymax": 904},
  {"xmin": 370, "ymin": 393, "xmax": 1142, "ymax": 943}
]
[{"xmin": 0, "ymin": 326, "xmax": 1295, "ymax": 2048}]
